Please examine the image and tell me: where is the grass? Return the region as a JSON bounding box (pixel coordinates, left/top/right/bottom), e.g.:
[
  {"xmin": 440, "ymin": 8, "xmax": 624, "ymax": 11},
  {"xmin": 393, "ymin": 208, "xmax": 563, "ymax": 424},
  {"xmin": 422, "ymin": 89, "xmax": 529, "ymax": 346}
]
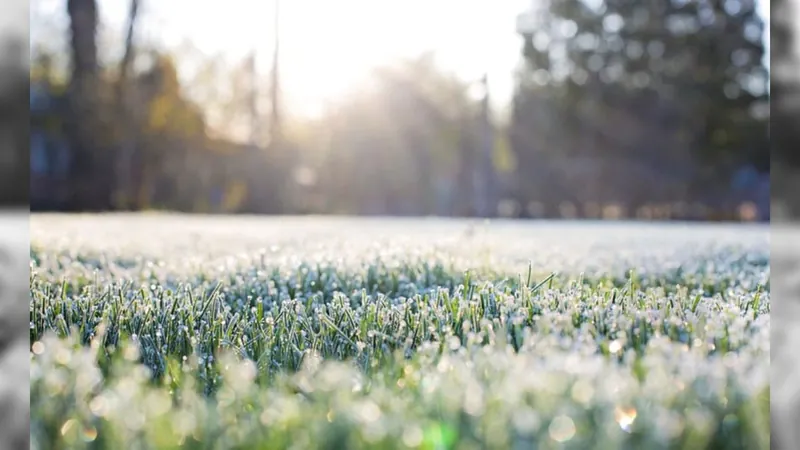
[{"xmin": 29, "ymin": 215, "xmax": 770, "ymax": 450}]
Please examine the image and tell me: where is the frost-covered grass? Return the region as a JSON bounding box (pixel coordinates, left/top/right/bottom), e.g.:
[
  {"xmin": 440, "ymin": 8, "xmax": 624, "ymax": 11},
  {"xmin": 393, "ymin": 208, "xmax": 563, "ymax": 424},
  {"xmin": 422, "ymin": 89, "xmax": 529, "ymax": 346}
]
[{"xmin": 29, "ymin": 215, "xmax": 770, "ymax": 450}]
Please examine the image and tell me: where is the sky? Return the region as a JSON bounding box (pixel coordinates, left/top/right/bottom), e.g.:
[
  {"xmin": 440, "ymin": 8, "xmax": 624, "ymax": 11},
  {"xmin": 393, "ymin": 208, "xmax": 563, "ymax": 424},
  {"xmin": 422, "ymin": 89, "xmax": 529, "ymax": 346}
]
[
  {"xmin": 31, "ymin": 0, "xmax": 529, "ymax": 119},
  {"xmin": 141, "ymin": 0, "xmax": 530, "ymax": 119},
  {"xmin": 31, "ymin": 0, "xmax": 771, "ymax": 122}
]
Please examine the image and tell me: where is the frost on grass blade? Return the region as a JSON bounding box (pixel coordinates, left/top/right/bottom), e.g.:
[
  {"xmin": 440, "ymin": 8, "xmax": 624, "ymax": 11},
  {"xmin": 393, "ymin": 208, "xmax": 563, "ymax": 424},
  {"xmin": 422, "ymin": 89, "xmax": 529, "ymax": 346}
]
[{"xmin": 29, "ymin": 216, "xmax": 769, "ymax": 449}]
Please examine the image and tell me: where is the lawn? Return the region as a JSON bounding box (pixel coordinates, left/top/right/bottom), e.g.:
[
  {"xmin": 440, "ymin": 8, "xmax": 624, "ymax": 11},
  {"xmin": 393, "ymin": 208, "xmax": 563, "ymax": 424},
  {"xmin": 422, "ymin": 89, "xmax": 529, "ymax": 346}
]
[{"xmin": 29, "ymin": 214, "xmax": 770, "ymax": 450}]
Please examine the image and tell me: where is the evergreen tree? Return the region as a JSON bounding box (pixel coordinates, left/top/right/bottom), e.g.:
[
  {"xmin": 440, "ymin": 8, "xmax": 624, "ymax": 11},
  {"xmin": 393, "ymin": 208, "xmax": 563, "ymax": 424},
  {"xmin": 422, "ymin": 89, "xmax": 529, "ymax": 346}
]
[{"xmin": 510, "ymin": 0, "xmax": 770, "ymax": 212}]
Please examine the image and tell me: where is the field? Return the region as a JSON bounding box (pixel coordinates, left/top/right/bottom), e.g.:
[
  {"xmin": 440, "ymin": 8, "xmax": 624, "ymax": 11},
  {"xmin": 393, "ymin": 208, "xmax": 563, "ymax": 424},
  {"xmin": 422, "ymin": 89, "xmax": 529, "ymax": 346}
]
[{"xmin": 29, "ymin": 214, "xmax": 770, "ymax": 450}]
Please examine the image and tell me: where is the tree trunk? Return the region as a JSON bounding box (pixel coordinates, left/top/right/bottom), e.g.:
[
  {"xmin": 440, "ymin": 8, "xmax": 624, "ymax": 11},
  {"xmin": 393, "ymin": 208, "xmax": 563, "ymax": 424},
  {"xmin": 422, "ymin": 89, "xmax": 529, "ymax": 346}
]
[
  {"xmin": 66, "ymin": 0, "xmax": 111, "ymax": 211},
  {"xmin": 0, "ymin": 56, "xmax": 28, "ymax": 206},
  {"xmin": 114, "ymin": 0, "xmax": 140, "ymax": 210}
]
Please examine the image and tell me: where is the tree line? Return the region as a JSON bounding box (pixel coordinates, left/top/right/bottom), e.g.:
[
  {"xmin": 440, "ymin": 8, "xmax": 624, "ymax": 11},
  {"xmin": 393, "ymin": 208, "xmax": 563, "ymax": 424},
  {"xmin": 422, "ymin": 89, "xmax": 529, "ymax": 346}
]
[{"xmin": 30, "ymin": 0, "xmax": 770, "ymax": 220}]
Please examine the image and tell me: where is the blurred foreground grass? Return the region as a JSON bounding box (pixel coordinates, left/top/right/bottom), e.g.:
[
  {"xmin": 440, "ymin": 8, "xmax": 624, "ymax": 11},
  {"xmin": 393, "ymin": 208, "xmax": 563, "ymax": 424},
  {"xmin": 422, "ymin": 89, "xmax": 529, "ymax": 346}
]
[{"xmin": 29, "ymin": 215, "xmax": 770, "ymax": 450}]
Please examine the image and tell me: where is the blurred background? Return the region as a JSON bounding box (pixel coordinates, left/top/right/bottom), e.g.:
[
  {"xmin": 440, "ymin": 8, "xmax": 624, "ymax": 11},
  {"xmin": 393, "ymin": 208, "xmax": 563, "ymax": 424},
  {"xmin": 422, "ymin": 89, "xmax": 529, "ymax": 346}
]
[
  {"xmin": 772, "ymin": 0, "xmax": 800, "ymax": 220},
  {"xmin": 0, "ymin": 0, "xmax": 28, "ymax": 207},
  {"xmin": 28, "ymin": 0, "xmax": 772, "ymax": 221}
]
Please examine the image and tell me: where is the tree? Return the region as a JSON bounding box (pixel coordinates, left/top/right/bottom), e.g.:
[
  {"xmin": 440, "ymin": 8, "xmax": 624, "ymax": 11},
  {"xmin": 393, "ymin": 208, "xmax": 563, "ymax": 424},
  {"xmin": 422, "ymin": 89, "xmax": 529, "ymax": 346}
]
[
  {"xmin": 0, "ymin": 36, "xmax": 28, "ymax": 205},
  {"xmin": 66, "ymin": 0, "xmax": 114, "ymax": 210},
  {"xmin": 113, "ymin": 0, "xmax": 141, "ymax": 210},
  {"xmin": 131, "ymin": 51, "xmax": 208, "ymax": 209},
  {"xmin": 373, "ymin": 54, "xmax": 480, "ymax": 215},
  {"xmin": 305, "ymin": 54, "xmax": 481, "ymax": 216},
  {"xmin": 660, "ymin": 0, "xmax": 769, "ymax": 171},
  {"xmin": 511, "ymin": 0, "xmax": 769, "ymax": 216}
]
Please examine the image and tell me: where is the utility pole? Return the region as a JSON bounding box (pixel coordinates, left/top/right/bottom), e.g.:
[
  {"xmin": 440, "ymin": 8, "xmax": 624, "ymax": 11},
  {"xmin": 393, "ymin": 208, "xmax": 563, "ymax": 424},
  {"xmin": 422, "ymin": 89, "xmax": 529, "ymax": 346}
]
[
  {"xmin": 248, "ymin": 51, "xmax": 259, "ymax": 146},
  {"xmin": 269, "ymin": 0, "xmax": 282, "ymax": 149},
  {"xmin": 474, "ymin": 73, "xmax": 495, "ymax": 217}
]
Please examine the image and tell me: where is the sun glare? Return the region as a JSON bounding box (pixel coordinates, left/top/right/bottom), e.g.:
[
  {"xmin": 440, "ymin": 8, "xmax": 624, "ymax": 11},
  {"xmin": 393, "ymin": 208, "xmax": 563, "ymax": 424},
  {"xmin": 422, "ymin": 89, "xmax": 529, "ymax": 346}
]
[
  {"xmin": 33, "ymin": 0, "xmax": 771, "ymax": 121},
  {"xmin": 31, "ymin": 0, "xmax": 532, "ymax": 120},
  {"xmin": 142, "ymin": 0, "xmax": 527, "ymax": 118}
]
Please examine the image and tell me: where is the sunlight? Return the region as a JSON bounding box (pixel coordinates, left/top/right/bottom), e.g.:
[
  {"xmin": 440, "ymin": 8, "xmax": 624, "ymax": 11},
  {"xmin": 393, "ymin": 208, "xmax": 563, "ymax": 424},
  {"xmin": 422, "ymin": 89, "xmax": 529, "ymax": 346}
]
[
  {"xmin": 32, "ymin": 0, "xmax": 772, "ymax": 120},
  {"xmin": 144, "ymin": 0, "xmax": 527, "ymax": 117}
]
